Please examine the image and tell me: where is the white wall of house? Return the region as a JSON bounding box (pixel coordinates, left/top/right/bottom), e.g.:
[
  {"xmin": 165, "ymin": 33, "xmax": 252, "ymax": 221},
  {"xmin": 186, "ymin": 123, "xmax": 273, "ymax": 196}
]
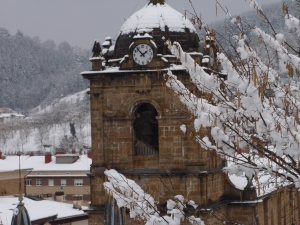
[{"xmin": 0, "ymin": 113, "xmax": 25, "ymax": 124}]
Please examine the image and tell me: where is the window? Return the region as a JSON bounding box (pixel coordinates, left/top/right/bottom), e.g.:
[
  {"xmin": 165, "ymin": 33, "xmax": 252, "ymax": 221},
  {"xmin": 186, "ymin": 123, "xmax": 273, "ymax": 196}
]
[
  {"xmin": 63, "ymin": 195, "xmax": 67, "ymax": 201},
  {"xmin": 133, "ymin": 103, "xmax": 159, "ymax": 155},
  {"xmin": 25, "ymin": 179, "xmax": 31, "ymax": 186},
  {"xmin": 74, "ymin": 179, "xmax": 83, "ymax": 186},
  {"xmin": 36, "ymin": 179, "xmax": 42, "ymax": 186},
  {"xmin": 61, "ymin": 179, "xmax": 66, "ymax": 186},
  {"xmin": 48, "ymin": 179, "xmax": 54, "ymax": 186}
]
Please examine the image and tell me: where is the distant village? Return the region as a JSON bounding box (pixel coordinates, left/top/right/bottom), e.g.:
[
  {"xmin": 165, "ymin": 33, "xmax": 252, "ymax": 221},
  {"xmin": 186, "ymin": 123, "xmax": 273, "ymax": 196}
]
[
  {"xmin": 0, "ymin": 103, "xmax": 91, "ymax": 225},
  {"xmin": 0, "ymin": 108, "xmax": 25, "ymax": 124},
  {"xmin": 0, "ymin": 152, "xmax": 91, "ymax": 224}
]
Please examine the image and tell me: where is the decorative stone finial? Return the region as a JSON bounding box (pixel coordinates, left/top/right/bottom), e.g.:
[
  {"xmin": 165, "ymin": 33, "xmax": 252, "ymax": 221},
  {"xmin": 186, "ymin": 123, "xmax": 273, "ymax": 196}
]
[
  {"xmin": 90, "ymin": 41, "xmax": 104, "ymax": 71},
  {"xmin": 149, "ymin": 0, "xmax": 165, "ymax": 5},
  {"xmin": 11, "ymin": 153, "xmax": 32, "ymax": 225},
  {"xmin": 92, "ymin": 41, "xmax": 101, "ymax": 57}
]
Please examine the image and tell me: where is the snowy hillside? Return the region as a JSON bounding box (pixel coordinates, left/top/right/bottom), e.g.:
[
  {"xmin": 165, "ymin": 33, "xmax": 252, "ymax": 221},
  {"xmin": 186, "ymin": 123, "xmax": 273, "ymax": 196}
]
[
  {"xmin": 0, "ymin": 89, "xmax": 91, "ymax": 155},
  {"xmin": 0, "ymin": 28, "xmax": 90, "ymax": 111}
]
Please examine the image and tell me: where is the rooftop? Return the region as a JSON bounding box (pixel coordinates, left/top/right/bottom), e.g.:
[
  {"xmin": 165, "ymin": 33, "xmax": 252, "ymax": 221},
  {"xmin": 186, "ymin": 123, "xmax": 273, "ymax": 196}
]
[
  {"xmin": 0, "ymin": 196, "xmax": 87, "ymax": 225},
  {"xmin": 0, "ymin": 154, "xmax": 91, "ymax": 172},
  {"xmin": 0, "ymin": 113, "xmax": 25, "ymax": 118},
  {"xmin": 113, "ymin": 1, "xmax": 199, "ymax": 58},
  {"xmin": 119, "ymin": 2, "xmax": 196, "ymax": 35}
]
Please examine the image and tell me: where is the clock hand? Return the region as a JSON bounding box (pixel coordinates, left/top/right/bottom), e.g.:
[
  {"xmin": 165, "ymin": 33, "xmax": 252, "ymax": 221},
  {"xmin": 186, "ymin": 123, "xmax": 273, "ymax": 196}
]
[
  {"xmin": 136, "ymin": 47, "xmax": 143, "ymax": 55},
  {"xmin": 141, "ymin": 50, "xmax": 148, "ymax": 57}
]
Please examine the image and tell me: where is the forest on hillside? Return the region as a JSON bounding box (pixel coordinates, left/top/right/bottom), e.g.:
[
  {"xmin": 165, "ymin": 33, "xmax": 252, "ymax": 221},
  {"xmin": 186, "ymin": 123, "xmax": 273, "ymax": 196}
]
[
  {"xmin": 0, "ymin": 1, "xmax": 297, "ymax": 112},
  {"xmin": 0, "ymin": 28, "xmax": 90, "ymax": 111}
]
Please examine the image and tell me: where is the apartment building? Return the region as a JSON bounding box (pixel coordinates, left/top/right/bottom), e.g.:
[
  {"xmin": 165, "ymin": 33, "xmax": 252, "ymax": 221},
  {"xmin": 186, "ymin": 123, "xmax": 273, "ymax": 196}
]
[{"xmin": 0, "ymin": 153, "xmax": 92, "ymax": 206}]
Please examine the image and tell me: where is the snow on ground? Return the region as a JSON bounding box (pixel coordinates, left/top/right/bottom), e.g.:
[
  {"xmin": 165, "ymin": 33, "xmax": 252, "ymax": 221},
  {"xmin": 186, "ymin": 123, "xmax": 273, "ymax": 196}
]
[
  {"xmin": 36, "ymin": 89, "xmax": 89, "ymax": 114},
  {"xmin": 0, "ymin": 122, "xmax": 91, "ymax": 154},
  {"xmin": 0, "ymin": 196, "xmax": 87, "ymax": 225}
]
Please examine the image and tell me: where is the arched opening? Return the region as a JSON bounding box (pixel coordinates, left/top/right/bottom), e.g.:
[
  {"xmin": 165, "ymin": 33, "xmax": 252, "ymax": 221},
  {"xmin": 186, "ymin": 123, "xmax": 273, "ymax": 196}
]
[{"xmin": 133, "ymin": 103, "xmax": 159, "ymax": 155}]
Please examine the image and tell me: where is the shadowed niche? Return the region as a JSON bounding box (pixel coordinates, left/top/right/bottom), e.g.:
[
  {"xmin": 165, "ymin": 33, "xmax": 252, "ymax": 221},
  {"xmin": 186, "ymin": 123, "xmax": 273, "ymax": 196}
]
[{"xmin": 133, "ymin": 103, "xmax": 159, "ymax": 155}]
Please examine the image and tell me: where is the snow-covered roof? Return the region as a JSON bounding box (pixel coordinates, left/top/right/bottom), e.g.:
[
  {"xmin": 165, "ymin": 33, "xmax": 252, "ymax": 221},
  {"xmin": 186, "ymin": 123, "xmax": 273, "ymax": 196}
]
[
  {"xmin": 55, "ymin": 154, "xmax": 80, "ymax": 157},
  {"xmin": 27, "ymin": 174, "xmax": 87, "ymax": 177},
  {"xmin": 108, "ymin": 45, "xmax": 115, "ymax": 53},
  {"xmin": 102, "ymin": 48, "xmax": 108, "ymax": 54},
  {"xmin": 0, "ymin": 196, "xmax": 87, "ymax": 225},
  {"xmin": 119, "ymin": 3, "xmax": 196, "ymax": 35},
  {"xmin": 102, "ymin": 40, "xmax": 111, "ymax": 47},
  {"xmin": 0, "ymin": 113, "xmax": 25, "ymax": 118},
  {"xmin": 0, "ymin": 155, "xmax": 91, "ymax": 172}
]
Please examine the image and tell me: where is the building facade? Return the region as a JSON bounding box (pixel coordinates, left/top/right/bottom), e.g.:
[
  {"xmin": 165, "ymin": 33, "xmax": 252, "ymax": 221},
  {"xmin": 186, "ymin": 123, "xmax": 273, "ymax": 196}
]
[
  {"xmin": 0, "ymin": 154, "xmax": 91, "ymax": 206},
  {"xmin": 25, "ymin": 154, "xmax": 91, "ymax": 206},
  {"xmin": 0, "ymin": 112, "xmax": 24, "ymax": 123},
  {"xmin": 82, "ymin": 0, "xmax": 300, "ymax": 224},
  {"xmin": 25, "ymin": 172, "xmax": 90, "ymax": 205}
]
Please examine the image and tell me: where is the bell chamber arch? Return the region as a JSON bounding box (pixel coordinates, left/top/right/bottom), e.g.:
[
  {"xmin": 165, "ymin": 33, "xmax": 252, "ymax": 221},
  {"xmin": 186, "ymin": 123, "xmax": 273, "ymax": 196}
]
[{"xmin": 133, "ymin": 103, "xmax": 159, "ymax": 155}]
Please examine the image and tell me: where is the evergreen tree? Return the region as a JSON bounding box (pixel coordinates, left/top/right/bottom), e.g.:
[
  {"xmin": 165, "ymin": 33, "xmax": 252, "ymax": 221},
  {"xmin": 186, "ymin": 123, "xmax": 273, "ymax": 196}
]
[{"xmin": 0, "ymin": 28, "xmax": 90, "ymax": 111}]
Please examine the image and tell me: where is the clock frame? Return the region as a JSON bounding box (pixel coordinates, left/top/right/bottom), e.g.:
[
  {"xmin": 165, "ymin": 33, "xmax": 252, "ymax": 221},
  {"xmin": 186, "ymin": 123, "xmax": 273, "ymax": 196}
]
[
  {"xmin": 119, "ymin": 34, "xmax": 168, "ymax": 70},
  {"xmin": 133, "ymin": 44, "xmax": 154, "ymax": 66},
  {"xmin": 129, "ymin": 35, "xmax": 158, "ymax": 69}
]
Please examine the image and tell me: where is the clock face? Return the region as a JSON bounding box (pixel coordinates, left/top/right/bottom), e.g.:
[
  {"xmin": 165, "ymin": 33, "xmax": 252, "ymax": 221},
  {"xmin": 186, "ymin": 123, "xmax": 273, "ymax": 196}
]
[{"xmin": 133, "ymin": 44, "xmax": 153, "ymax": 66}]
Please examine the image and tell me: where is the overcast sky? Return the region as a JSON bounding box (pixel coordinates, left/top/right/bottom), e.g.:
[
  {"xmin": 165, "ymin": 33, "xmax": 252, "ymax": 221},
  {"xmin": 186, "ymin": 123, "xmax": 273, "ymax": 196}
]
[{"xmin": 0, "ymin": 0, "xmax": 279, "ymax": 49}]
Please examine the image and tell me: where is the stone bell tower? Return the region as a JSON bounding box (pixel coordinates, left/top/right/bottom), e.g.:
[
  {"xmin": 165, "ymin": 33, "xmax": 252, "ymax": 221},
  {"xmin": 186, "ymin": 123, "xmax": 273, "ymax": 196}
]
[{"xmin": 82, "ymin": 1, "xmax": 244, "ymax": 224}]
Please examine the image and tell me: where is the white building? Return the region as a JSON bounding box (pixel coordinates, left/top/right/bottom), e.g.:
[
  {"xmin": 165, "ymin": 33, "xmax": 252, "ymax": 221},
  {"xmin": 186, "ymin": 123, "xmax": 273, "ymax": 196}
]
[{"xmin": 0, "ymin": 113, "xmax": 25, "ymax": 124}]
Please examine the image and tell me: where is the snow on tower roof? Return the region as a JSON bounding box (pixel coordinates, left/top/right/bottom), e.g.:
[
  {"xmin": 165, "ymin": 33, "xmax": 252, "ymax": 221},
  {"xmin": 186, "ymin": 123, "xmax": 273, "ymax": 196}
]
[{"xmin": 119, "ymin": 3, "xmax": 196, "ymax": 35}]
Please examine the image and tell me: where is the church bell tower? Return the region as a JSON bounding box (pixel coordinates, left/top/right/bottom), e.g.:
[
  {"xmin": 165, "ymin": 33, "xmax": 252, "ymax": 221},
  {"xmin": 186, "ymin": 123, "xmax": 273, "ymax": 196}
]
[{"xmin": 81, "ymin": 1, "xmax": 239, "ymax": 224}]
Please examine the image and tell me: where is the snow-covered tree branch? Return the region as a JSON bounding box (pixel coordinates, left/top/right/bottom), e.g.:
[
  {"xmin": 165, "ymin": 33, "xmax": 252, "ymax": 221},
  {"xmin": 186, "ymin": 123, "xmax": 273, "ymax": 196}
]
[
  {"xmin": 163, "ymin": 0, "xmax": 300, "ymax": 197},
  {"xmin": 104, "ymin": 169, "xmax": 204, "ymax": 225}
]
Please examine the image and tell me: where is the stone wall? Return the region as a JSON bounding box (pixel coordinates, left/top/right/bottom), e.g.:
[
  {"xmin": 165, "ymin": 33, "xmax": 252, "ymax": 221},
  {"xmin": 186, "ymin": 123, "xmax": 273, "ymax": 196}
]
[
  {"xmin": 88, "ymin": 71, "xmax": 225, "ymax": 170},
  {"xmin": 255, "ymin": 187, "xmax": 300, "ymax": 225},
  {"xmin": 83, "ymin": 68, "xmax": 246, "ymax": 225}
]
